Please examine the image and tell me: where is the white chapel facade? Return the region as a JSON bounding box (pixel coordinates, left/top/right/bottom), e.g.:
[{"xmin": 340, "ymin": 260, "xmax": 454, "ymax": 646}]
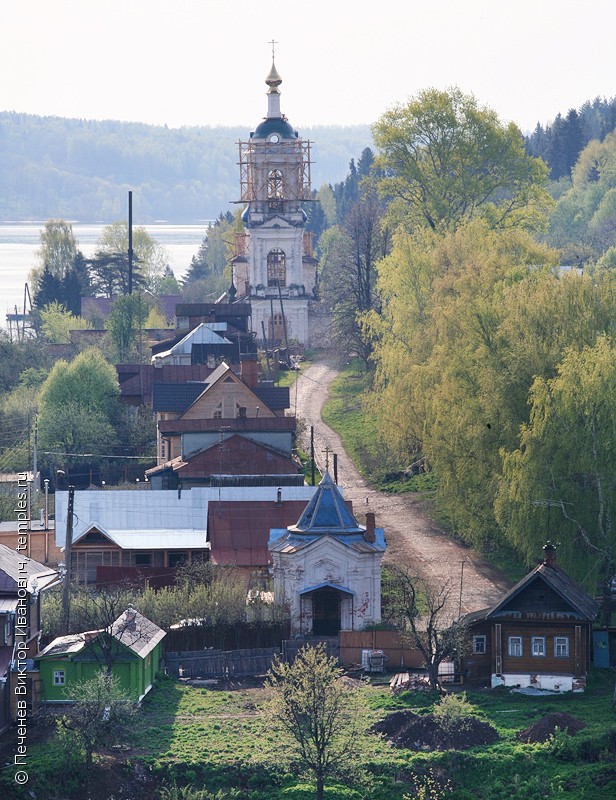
[{"xmin": 232, "ymin": 55, "xmax": 321, "ymax": 347}]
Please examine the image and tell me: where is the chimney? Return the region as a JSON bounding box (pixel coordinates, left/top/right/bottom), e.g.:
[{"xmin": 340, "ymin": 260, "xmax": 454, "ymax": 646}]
[
  {"xmin": 364, "ymin": 512, "xmax": 376, "ymax": 543},
  {"xmin": 240, "ymin": 354, "xmax": 259, "ymax": 388},
  {"xmin": 543, "ymin": 541, "xmax": 557, "ymax": 568},
  {"xmin": 275, "ymin": 487, "xmax": 282, "ymax": 506}
]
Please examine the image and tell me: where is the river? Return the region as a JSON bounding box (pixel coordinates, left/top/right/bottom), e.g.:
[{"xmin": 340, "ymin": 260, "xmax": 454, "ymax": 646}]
[{"xmin": 0, "ymin": 222, "xmax": 209, "ymax": 322}]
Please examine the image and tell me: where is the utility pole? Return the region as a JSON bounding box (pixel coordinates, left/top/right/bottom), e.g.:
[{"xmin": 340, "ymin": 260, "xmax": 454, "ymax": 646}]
[
  {"xmin": 458, "ymin": 560, "xmax": 466, "ymax": 620},
  {"xmin": 62, "ymin": 484, "xmax": 75, "ymax": 635},
  {"xmin": 310, "ymin": 426, "xmax": 315, "ymax": 486},
  {"xmin": 128, "ymin": 190, "xmax": 134, "ymax": 295}
]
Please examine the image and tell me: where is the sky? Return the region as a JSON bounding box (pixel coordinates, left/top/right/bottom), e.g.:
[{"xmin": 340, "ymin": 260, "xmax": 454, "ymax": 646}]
[{"xmin": 2, "ymin": 0, "xmax": 616, "ymax": 134}]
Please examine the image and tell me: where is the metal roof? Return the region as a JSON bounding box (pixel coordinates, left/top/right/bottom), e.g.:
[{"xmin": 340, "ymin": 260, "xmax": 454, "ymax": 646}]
[
  {"xmin": 55, "ymin": 486, "xmax": 317, "ymax": 547},
  {"xmin": 289, "ymin": 473, "xmax": 363, "ymax": 534},
  {"xmin": 253, "ymin": 386, "xmax": 290, "ymax": 410},
  {"xmin": 0, "ymin": 545, "xmax": 59, "ymax": 593},
  {"xmin": 38, "ymin": 610, "xmax": 166, "ymax": 661},
  {"xmin": 111, "ymin": 609, "xmax": 166, "ymax": 658},
  {"xmin": 208, "ymin": 500, "xmax": 307, "ymax": 567},
  {"xmin": 152, "ymin": 382, "xmax": 207, "ymax": 412},
  {"xmin": 74, "ymin": 527, "xmax": 208, "ymax": 550}
]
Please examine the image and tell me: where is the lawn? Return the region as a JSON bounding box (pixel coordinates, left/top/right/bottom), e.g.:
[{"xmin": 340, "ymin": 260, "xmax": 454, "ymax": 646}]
[
  {"xmin": 131, "ymin": 668, "xmax": 616, "ymax": 799},
  {"xmin": 6, "ymin": 668, "xmax": 615, "ymax": 799}
]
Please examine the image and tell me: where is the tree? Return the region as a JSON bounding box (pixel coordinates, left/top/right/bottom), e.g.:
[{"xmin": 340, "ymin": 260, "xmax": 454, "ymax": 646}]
[
  {"xmin": 320, "ymin": 189, "xmax": 390, "ymax": 362},
  {"xmin": 496, "ymin": 337, "xmax": 616, "ymax": 599},
  {"xmin": 37, "ymin": 348, "xmax": 121, "ymax": 468},
  {"xmin": 266, "ymin": 644, "xmax": 364, "ymax": 800},
  {"xmin": 58, "ymin": 673, "xmax": 136, "ymax": 770},
  {"xmin": 39, "ymin": 301, "xmax": 92, "ymax": 343},
  {"xmin": 183, "ymin": 212, "xmax": 235, "ymax": 300},
  {"xmin": 373, "ymin": 87, "xmax": 552, "ymax": 233},
  {"xmin": 107, "ymin": 294, "xmax": 151, "ymax": 361},
  {"xmin": 29, "ymin": 219, "xmax": 82, "ymax": 293},
  {"xmin": 86, "ymin": 251, "xmax": 146, "ymax": 298},
  {"xmin": 92, "ymin": 220, "xmax": 170, "ymax": 294},
  {"xmin": 385, "ymin": 566, "xmax": 468, "ymax": 691}
]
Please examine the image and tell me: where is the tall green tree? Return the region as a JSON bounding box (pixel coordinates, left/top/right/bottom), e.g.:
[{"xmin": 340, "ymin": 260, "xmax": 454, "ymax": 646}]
[
  {"xmin": 30, "ymin": 219, "xmax": 79, "ymax": 286},
  {"xmin": 37, "ymin": 348, "xmax": 121, "ymax": 467},
  {"xmin": 107, "ymin": 294, "xmax": 151, "ymax": 362},
  {"xmin": 496, "ymin": 337, "xmax": 616, "ymax": 596},
  {"xmin": 373, "ymin": 87, "xmax": 552, "ymax": 233}
]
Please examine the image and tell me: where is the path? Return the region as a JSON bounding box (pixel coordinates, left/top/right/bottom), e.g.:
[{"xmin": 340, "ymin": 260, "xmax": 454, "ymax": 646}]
[{"xmin": 294, "ymin": 359, "xmax": 511, "ymax": 616}]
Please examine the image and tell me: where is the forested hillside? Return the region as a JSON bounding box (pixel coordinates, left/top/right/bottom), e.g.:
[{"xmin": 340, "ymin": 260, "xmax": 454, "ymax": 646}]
[
  {"xmin": 525, "ymin": 95, "xmax": 616, "ymax": 180},
  {"xmin": 0, "ymin": 112, "xmax": 372, "ymax": 221}
]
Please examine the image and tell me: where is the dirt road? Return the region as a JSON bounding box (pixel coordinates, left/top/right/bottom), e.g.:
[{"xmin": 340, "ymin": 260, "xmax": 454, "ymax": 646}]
[{"xmin": 294, "ymin": 359, "xmax": 511, "ymax": 616}]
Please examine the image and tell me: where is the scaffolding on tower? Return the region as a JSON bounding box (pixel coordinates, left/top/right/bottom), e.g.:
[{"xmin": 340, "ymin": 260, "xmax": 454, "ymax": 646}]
[{"xmin": 237, "ymin": 138, "xmax": 312, "ymax": 203}]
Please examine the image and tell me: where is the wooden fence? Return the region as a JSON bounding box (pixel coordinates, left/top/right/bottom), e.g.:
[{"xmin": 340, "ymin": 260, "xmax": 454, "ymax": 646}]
[
  {"xmin": 339, "ymin": 630, "xmax": 424, "ymax": 670},
  {"xmin": 282, "ymin": 637, "xmax": 340, "ymax": 664},
  {"xmin": 164, "ymin": 647, "xmax": 281, "ymax": 679}
]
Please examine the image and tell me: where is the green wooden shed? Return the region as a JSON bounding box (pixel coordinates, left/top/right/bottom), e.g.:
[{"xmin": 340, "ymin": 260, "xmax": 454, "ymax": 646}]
[{"xmin": 36, "ymin": 608, "xmax": 165, "ymax": 703}]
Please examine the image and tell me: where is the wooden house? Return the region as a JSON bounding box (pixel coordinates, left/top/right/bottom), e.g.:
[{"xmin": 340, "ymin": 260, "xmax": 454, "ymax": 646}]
[
  {"xmin": 0, "ymin": 546, "xmax": 59, "ymax": 731},
  {"xmin": 36, "ymin": 609, "xmax": 165, "ymax": 703},
  {"xmin": 461, "ymin": 544, "xmax": 599, "ymax": 692}
]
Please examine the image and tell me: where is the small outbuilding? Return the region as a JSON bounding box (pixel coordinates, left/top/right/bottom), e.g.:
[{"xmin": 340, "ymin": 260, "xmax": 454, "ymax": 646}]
[
  {"xmin": 36, "ymin": 608, "xmax": 165, "ymax": 703},
  {"xmin": 461, "ymin": 543, "xmax": 599, "ymax": 692}
]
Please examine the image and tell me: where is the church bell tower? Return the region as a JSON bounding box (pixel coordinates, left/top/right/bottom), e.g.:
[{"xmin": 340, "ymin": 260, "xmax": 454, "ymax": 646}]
[{"xmin": 233, "ymin": 48, "xmax": 317, "ymax": 347}]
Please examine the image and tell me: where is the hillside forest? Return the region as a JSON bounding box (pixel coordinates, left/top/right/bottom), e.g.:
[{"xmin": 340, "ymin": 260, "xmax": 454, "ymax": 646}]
[{"xmin": 2, "ymin": 90, "xmax": 616, "ymax": 600}]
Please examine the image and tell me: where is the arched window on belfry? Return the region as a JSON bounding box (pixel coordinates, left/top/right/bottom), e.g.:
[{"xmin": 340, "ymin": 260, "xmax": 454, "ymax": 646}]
[
  {"xmin": 268, "ymin": 169, "xmax": 284, "ymax": 199},
  {"xmin": 267, "ymin": 249, "xmax": 286, "ymax": 287}
]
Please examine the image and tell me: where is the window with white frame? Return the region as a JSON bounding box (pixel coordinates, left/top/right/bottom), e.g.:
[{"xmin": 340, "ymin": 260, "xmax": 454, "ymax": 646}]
[
  {"xmin": 473, "ymin": 635, "xmax": 487, "ymax": 654},
  {"xmin": 53, "ymin": 670, "xmax": 66, "ymax": 686},
  {"xmin": 508, "ymin": 636, "xmax": 523, "ymax": 657},
  {"xmin": 554, "ymin": 636, "xmax": 570, "ymax": 658},
  {"xmin": 531, "ymin": 636, "xmax": 546, "ymax": 657}
]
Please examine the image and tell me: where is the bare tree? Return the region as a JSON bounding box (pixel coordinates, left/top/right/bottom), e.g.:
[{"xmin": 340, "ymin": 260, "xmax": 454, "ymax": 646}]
[{"xmin": 385, "ymin": 566, "xmax": 468, "ymax": 690}]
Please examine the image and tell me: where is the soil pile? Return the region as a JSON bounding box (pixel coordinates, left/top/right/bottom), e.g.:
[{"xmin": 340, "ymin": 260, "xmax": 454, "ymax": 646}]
[
  {"xmin": 518, "ymin": 712, "xmax": 587, "ymax": 743},
  {"xmin": 371, "ymin": 709, "xmax": 499, "ymax": 751}
]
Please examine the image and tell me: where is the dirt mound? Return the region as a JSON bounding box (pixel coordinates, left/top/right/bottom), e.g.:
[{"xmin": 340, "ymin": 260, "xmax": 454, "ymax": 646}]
[
  {"xmin": 371, "ymin": 709, "xmax": 499, "ymax": 751},
  {"xmin": 518, "ymin": 712, "xmax": 587, "ymax": 743}
]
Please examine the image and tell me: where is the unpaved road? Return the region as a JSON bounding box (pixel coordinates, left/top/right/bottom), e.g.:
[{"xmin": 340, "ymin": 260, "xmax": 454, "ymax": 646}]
[{"xmin": 294, "ymin": 359, "xmax": 511, "ymax": 616}]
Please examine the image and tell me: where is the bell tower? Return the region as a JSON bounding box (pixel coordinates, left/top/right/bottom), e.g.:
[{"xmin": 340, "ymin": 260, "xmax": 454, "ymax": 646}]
[{"xmin": 233, "ymin": 47, "xmax": 317, "ymax": 347}]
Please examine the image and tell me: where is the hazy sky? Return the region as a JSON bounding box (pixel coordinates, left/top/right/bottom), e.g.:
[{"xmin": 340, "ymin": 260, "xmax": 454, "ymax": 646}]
[{"xmin": 3, "ymin": 0, "xmax": 615, "ymax": 134}]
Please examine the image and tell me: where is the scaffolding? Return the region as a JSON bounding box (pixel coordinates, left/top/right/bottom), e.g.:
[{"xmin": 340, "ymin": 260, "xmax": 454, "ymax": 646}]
[{"xmin": 237, "ymin": 138, "xmax": 312, "ymax": 204}]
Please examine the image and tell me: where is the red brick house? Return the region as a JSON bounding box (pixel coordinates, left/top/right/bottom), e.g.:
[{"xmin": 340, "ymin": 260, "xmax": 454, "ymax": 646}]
[{"xmin": 461, "ymin": 544, "xmax": 599, "ymax": 692}]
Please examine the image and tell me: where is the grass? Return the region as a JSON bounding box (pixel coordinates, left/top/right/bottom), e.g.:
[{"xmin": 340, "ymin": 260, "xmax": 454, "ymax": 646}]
[
  {"xmin": 139, "ymin": 669, "xmax": 616, "ymax": 800},
  {"xmin": 10, "ymin": 668, "xmax": 616, "ymax": 799}
]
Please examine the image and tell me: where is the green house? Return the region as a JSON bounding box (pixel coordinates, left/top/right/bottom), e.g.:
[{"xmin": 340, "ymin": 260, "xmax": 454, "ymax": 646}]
[{"xmin": 36, "ymin": 609, "xmax": 165, "ymax": 703}]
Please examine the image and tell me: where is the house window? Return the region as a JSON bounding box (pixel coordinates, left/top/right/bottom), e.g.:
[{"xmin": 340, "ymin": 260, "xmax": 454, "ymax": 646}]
[
  {"xmin": 135, "ymin": 553, "xmax": 152, "ymax": 567},
  {"xmin": 213, "ymin": 403, "xmax": 222, "ymax": 419},
  {"xmin": 508, "ymin": 636, "xmax": 523, "ymax": 657},
  {"xmin": 473, "ymin": 635, "xmax": 487, "ymax": 655},
  {"xmin": 531, "ymin": 636, "xmax": 546, "ymax": 657},
  {"xmin": 554, "ymin": 636, "xmax": 570, "ymax": 658},
  {"xmin": 53, "ymin": 670, "xmax": 66, "ymax": 686}
]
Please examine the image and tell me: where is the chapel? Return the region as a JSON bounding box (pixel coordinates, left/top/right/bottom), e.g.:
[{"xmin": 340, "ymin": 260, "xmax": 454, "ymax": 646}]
[{"xmin": 268, "ymin": 473, "xmax": 386, "ymax": 636}]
